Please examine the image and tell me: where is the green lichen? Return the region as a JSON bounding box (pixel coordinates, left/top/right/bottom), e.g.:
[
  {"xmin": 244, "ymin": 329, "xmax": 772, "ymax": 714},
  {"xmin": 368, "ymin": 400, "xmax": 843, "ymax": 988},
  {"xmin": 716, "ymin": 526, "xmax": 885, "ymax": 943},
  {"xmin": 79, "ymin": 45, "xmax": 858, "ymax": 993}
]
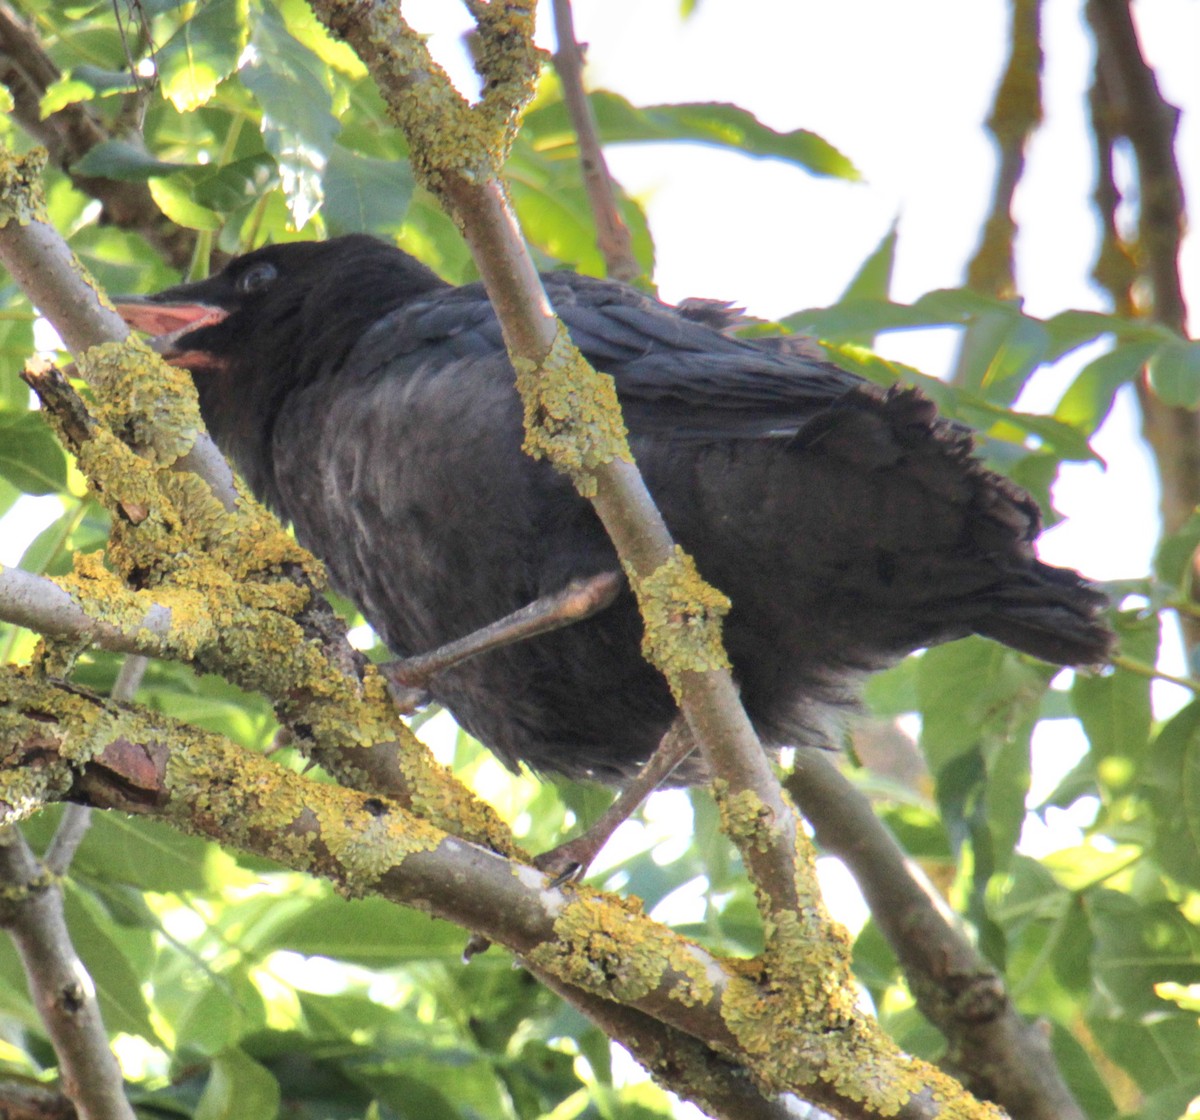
[
  {"xmin": 529, "ymin": 893, "xmax": 714, "ymax": 1007},
  {"xmin": 514, "ymin": 321, "xmax": 632, "ymax": 496},
  {"xmin": 713, "ymin": 782, "xmax": 776, "ymax": 855},
  {"xmin": 470, "ymin": 0, "xmax": 543, "ymax": 157},
  {"xmin": 0, "ymin": 147, "xmax": 48, "ymax": 226},
  {"xmin": 627, "ymin": 547, "xmax": 731, "ymax": 699},
  {"xmin": 79, "ymin": 340, "xmax": 201, "ymax": 466},
  {"xmin": 161, "ymin": 725, "xmax": 441, "ymax": 895}
]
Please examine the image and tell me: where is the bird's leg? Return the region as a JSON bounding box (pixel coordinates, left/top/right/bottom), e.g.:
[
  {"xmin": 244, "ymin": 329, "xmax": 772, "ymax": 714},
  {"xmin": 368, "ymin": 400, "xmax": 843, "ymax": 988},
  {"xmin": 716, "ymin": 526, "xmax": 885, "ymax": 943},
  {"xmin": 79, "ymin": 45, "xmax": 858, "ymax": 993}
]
[
  {"xmin": 382, "ymin": 571, "xmax": 624, "ymax": 711},
  {"xmin": 536, "ymin": 716, "xmax": 698, "ymax": 885}
]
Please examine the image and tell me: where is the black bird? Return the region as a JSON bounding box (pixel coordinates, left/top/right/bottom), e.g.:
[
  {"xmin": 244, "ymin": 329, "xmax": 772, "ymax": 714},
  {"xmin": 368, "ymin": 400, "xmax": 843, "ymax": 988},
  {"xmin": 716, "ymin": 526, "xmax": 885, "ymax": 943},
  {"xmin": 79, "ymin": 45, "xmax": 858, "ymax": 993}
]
[{"xmin": 117, "ymin": 235, "xmax": 1112, "ymax": 792}]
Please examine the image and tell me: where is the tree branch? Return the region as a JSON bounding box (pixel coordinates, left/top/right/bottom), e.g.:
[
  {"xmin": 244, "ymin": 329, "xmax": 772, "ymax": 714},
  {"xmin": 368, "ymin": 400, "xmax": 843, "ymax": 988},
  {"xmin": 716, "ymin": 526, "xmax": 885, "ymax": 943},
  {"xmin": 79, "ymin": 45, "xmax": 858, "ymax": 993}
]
[
  {"xmin": 0, "ymin": 667, "xmax": 1004, "ymax": 1120},
  {"xmin": 787, "ymin": 750, "xmax": 1085, "ymax": 1120},
  {"xmin": 549, "ymin": 0, "xmax": 640, "ymax": 282},
  {"xmin": 0, "ymin": 829, "xmax": 136, "ymax": 1120},
  {"xmin": 966, "ymin": 0, "xmax": 1043, "ymax": 299},
  {"xmin": 1085, "ymin": 0, "xmax": 1197, "ymax": 647}
]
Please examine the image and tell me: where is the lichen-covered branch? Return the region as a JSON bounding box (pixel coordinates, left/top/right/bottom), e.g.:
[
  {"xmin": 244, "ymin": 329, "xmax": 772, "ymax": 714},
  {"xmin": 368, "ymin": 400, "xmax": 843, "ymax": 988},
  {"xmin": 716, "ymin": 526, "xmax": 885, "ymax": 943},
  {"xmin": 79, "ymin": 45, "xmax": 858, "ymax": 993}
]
[
  {"xmin": 549, "ymin": 0, "xmax": 640, "ymax": 282},
  {"xmin": 0, "ymin": 659, "xmax": 142, "ymax": 1120},
  {"xmin": 0, "ymin": 149, "xmax": 238, "ymax": 509},
  {"xmin": 308, "ymin": 0, "xmax": 813, "ymax": 975},
  {"xmin": 787, "ymin": 750, "xmax": 1085, "ymax": 1120},
  {"xmin": 0, "ymin": 666, "xmax": 1003, "ymax": 1120}
]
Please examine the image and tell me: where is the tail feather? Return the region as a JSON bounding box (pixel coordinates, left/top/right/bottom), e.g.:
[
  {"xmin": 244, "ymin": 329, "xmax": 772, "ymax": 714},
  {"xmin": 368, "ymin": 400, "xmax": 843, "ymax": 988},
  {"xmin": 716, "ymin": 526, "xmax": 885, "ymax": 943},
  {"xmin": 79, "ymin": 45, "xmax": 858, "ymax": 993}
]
[{"xmin": 974, "ymin": 562, "xmax": 1113, "ymax": 667}]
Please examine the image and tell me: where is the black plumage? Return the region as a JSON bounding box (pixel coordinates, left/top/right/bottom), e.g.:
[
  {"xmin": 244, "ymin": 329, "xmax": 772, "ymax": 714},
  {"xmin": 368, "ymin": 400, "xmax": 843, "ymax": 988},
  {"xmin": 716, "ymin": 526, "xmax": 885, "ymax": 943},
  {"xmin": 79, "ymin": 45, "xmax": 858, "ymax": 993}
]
[{"xmin": 118, "ymin": 235, "xmax": 1113, "ymax": 784}]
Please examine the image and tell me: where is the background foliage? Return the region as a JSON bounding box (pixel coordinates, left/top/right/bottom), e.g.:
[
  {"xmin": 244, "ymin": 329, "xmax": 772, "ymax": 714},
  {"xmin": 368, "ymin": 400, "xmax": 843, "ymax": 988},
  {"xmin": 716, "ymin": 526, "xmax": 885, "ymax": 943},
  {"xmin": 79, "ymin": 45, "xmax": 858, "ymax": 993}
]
[{"xmin": 0, "ymin": 1, "xmax": 1198, "ymax": 1117}]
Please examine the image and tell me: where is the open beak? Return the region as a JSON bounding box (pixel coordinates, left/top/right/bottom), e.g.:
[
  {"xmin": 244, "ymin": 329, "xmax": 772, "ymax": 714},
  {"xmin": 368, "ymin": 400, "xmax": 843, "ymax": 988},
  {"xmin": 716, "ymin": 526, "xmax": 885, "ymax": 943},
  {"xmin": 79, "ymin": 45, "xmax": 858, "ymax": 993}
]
[{"xmin": 114, "ymin": 298, "xmax": 229, "ymax": 367}]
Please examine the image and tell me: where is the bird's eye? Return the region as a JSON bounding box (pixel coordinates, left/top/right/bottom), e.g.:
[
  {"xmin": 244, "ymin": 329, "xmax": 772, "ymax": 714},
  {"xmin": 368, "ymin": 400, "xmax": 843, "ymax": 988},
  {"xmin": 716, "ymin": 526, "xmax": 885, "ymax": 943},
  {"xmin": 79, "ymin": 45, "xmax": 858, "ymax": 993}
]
[{"xmin": 235, "ymin": 261, "xmax": 278, "ymax": 294}]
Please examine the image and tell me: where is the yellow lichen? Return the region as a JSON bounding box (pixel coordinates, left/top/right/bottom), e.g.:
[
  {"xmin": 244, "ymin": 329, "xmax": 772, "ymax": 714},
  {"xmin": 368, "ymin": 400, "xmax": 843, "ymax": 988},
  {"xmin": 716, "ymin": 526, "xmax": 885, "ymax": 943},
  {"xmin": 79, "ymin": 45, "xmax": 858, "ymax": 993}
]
[
  {"xmin": 78, "ymin": 340, "xmax": 201, "ymax": 466},
  {"xmin": 514, "ymin": 321, "xmax": 633, "ymax": 496},
  {"xmin": 627, "ymin": 547, "xmax": 731, "ymax": 699},
  {"xmin": 0, "ymin": 147, "xmax": 48, "ymax": 226},
  {"xmin": 529, "ymin": 893, "xmax": 714, "ymax": 1007}
]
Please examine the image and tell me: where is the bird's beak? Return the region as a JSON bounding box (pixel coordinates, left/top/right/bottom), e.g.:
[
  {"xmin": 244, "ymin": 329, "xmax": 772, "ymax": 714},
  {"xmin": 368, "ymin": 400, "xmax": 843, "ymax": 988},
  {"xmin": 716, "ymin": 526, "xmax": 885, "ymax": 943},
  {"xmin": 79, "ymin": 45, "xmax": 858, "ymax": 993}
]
[{"xmin": 114, "ymin": 298, "xmax": 229, "ymax": 367}]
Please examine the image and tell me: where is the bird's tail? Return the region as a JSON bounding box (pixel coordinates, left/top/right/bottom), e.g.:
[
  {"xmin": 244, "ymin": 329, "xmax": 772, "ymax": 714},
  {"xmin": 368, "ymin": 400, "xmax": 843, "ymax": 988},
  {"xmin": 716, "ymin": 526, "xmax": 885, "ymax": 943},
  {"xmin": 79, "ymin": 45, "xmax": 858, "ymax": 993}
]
[{"xmin": 973, "ymin": 561, "xmax": 1113, "ymax": 667}]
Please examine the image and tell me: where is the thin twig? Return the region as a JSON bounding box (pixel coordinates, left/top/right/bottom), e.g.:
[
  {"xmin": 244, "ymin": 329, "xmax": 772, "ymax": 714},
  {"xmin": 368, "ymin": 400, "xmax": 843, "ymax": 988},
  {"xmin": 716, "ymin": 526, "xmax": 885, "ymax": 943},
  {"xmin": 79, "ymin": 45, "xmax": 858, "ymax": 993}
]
[{"xmin": 550, "ymin": 0, "xmax": 640, "ymax": 282}]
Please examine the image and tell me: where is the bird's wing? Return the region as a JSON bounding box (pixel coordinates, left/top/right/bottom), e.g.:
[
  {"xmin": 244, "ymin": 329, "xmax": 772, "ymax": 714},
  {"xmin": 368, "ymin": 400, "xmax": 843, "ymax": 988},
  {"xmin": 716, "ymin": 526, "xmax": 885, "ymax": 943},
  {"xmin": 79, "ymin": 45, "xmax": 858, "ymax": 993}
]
[{"xmin": 348, "ymin": 272, "xmax": 867, "ymax": 442}]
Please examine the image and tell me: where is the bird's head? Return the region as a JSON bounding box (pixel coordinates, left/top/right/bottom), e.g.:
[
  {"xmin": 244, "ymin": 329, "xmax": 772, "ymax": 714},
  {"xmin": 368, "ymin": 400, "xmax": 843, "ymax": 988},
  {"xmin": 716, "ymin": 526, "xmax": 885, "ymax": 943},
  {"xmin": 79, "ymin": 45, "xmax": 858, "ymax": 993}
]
[
  {"xmin": 115, "ymin": 234, "xmax": 447, "ymax": 505},
  {"xmin": 116, "ymin": 235, "xmax": 441, "ymax": 377}
]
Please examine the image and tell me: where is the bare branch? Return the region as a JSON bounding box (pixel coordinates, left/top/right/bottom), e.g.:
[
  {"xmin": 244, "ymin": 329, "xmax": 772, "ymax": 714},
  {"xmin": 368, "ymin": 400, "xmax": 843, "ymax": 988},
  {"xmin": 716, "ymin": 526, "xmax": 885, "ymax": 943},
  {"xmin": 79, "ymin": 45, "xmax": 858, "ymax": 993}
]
[
  {"xmin": 1085, "ymin": 0, "xmax": 1197, "ymax": 647},
  {"xmin": 550, "ymin": 0, "xmax": 640, "ymax": 282},
  {"xmin": 0, "ymin": 1081, "xmax": 75, "ymax": 1119},
  {"xmin": 965, "ymin": 0, "xmax": 1043, "ymax": 299},
  {"xmin": 0, "ymin": 829, "xmax": 135, "ymax": 1120}
]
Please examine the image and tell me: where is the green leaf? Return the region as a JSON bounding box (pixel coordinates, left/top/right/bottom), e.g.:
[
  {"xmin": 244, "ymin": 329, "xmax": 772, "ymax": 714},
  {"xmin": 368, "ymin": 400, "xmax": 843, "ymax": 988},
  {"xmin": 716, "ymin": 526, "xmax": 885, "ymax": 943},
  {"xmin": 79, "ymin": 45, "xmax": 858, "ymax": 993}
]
[
  {"xmin": 1147, "ymin": 338, "xmax": 1200, "ymax": 407},
  {"xmin": 240, "ymin": 4, "xmax": 340, "ymax": 229},
  {"xmin": 955, "ymin": 311, "xmax": 1050, "ymax": 407},
  {"xmin": 1144, "ymin": 700, "xmax": 1200, "ymax": 889},
  {"xmin": 72, "ymin": 139, "xmax": 190, "ymax": 181},
  {"xmin": 176, "ymin": 976, "xmax": 267, "ymax": 1056},
  {"xmin": 148, "ymin": 175, "xmax": 223, "ymax": 231},
  {"xmin": 62, "ymin": 888, "xmax": 159, "ymax": 1041},
  {"xmin": 269, "ymin": 898, "xmax": 470, "ymax": 964},
  {"xmin": 595, "ymin": 96, "xmax": 859, "ymax": 179},
  {"xmin": 323, "ymin": 146, "xmax": 414, "ymax": 236},
  {"xmin": 919, "ymin": 639, "xmax": 1053, "ymax": 871},
  {"xmin": 157, "ymin": 0, "xmax": 249, "ymax": 112},
  {"xmin": 1071, "ymin": 611, "xmax": 1157, "ymax": 783},
  {"xmin": 1154, "ymin": 508, "xmax": 1200, "ymax": 591},
  {"xmin": 0, "ymin": 412, "xmax": 68, "ymax": 495},
  {"xmin": 1088, "ymin": 892, "xmax": 1200, "ymax": 1016},
  {"xmin": 196, "ymin": 1049, "xmax": 280, "ymax": 1120},
  {"xmin": 1055, "ymin": 340, "xmax": 1158, "ymax": 433},
  {"xmin": 189, "ymin": 154, "xmax": 278, "ymax": 213},
  {"xmin": 834, "ymin": 224, "xmax": 897, "ymax": 345},
  {"xmin": 526, "ymin": 85, "xmax": 859, "ymax": 180}
]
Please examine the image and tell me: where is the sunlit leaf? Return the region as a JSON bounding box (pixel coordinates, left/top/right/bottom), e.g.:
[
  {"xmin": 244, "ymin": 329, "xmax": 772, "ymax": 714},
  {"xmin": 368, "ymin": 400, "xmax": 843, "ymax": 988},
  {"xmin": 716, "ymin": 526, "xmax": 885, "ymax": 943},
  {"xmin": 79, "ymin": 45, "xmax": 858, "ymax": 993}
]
[
  {"xmin": 148, "ymin": 175, "xmax": 223, "ymax": 230},
  {"xmin": 1055, "ymin": 340, "xmax": 1158, "ymax": 433},
  {"xmin": 240, "ymin": 3, "xmax": 339, "ymax": 229},
  {"xmin": 157, "ymin": 0, "xmax": 249, "ymax": 112},
  {"xmin": 0, "ymin": 412, "xmax": 68, "ymax": 495},
  {"xmin": 195, "ymin": 1048, "xmax": 280, "ymax": 1120},
  {"xmin": 526, "ymin": 83, "xmax": 859, "ymax": 180}
]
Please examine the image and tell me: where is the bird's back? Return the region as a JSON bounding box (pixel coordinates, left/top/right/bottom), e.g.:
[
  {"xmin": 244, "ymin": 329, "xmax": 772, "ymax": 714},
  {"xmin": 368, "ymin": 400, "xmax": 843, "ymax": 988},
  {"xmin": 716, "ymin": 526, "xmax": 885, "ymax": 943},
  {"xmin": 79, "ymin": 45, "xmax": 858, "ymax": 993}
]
[{"xmin": 266, "ymin": 260, "xmax": 1111, "ymax": 782}]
